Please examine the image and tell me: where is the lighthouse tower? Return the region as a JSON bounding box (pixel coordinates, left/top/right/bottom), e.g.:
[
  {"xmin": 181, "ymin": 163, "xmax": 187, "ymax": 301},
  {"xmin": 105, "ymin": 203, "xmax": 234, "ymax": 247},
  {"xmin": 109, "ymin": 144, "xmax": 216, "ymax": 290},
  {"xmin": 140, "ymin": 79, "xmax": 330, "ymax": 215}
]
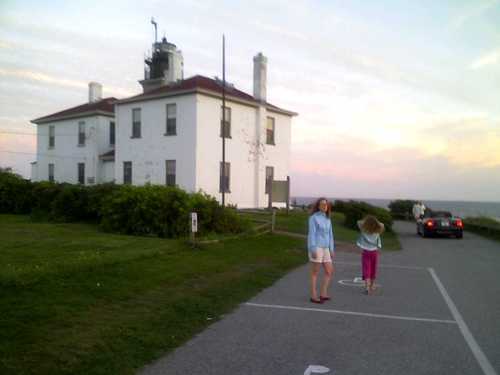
[{"xmin": 139, "ymin": 20, "xmax": 184, "ymax": 93}]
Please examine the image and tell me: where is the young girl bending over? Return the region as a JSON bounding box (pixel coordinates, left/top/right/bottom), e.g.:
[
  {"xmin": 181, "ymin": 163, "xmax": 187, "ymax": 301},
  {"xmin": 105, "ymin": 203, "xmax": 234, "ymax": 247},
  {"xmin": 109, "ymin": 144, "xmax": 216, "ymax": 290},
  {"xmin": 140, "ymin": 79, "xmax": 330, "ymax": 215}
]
[{"xmin": 356, "ymin": 215, "xmax": 385, "ymax": 295}]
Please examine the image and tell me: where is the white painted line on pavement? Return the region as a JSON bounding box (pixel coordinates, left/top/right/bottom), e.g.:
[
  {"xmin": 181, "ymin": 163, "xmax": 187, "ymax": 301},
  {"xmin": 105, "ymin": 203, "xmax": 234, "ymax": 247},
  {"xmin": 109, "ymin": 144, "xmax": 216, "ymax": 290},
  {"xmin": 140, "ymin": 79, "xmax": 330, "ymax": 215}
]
[
  {"xmin": 428, "ymin": 268, "xmax": 497, "ymax": 375},
  {"xmin": 335, "ymin": 261, "xmax": 425, "ymax": 270},
  {"xmin": 304, "ymin": 365, "xmax": 330, "ymax": 375},
  {"xmin": 245, "ymin": 302, "xmax": 456, "ymax": 324}
]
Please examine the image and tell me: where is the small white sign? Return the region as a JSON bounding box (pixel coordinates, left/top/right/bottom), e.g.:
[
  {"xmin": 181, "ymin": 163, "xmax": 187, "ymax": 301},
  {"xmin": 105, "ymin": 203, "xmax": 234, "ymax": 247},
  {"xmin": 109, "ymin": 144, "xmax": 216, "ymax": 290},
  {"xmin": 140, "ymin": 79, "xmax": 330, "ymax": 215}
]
[{"xmin": 191, "ymin": 212, "xmax": 198, "ymax": 233}]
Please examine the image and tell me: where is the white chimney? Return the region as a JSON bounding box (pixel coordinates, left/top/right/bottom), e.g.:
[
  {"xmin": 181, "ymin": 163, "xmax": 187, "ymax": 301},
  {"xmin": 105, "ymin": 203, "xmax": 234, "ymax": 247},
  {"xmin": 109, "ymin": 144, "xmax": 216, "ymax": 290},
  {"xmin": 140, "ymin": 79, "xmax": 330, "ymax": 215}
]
[
  {"xmin": 253, "ymin": 52, "xmax": 267, "ymax": 102},
  {"xmin": 88, "ymin": 82, "xmax": 103, "ymax": 103}
]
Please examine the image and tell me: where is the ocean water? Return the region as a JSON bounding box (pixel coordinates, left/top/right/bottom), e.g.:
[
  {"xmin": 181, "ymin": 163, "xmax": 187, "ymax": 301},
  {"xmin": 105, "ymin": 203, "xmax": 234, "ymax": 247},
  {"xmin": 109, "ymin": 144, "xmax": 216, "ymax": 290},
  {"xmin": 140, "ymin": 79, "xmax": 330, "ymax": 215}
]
[{"xmin": 292, "ymin": 197, "xmax": 500, "ymax": 220}]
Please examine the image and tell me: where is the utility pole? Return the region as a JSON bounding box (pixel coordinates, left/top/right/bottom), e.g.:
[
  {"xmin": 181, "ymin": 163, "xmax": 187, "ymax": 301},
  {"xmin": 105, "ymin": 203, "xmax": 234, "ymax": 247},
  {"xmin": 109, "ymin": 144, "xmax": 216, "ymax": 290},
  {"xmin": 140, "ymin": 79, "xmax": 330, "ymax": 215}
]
[{"xmin": 221, "ymin": 34, "xmax": 226, "ymax": 207}]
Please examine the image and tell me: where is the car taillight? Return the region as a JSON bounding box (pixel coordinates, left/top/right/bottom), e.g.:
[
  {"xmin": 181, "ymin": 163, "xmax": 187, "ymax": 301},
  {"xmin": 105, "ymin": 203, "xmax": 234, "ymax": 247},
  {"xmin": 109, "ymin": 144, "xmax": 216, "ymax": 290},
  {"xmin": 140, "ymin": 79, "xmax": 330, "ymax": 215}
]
[
  {"xmin": 426, "ymin": 220, "xmax": 434, "ymax": 227},
  {"xmin": 455, "ymin": 219, "xmax": 463, "ymax": 228}
]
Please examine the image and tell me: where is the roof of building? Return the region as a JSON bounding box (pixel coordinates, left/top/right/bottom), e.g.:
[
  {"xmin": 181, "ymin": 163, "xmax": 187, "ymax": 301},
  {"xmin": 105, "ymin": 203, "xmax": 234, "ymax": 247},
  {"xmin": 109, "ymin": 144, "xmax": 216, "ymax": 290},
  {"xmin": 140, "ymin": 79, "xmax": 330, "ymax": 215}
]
[
  {"xmin": 31, "ymin": 97, "xmax": 117, "ymax": 124},
  {"xmin": 116, "ymin": 75, "xmax": 297, "ymax": 116}
]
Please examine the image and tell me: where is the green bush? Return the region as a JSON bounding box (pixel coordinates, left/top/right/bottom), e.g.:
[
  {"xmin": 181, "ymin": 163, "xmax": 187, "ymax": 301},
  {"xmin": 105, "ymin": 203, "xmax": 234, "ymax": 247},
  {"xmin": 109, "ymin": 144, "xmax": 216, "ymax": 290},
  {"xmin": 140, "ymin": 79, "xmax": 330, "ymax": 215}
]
[
  {"xmin": 188, "ymin": 192, "xmax": 251, "ymax": 235},
  {"xmin": 50, "ymin": 184, "xmax": 90, "ymax": 222},
  {"xmin": 464, "ymin": 216, "xmax": 500, "ymax": 229},
  {"xmin": 99, "ymin": 185, "xmax": 185, "ymax": 237},
  {"xmin": 0, "ymin": 170, "xmax": 32, "ymax": 214},
  {"xmin": 388, "ymin": 199, "xmax": 417, "ymax": 220},
  {"xmin": 188, "ymin": 191, "xmax": 220, "ymax": 234},
  {"xmin": 213, "ymin": 206, "xmax": 251, "ymax": 234},
  {"xmin": 30, "ymin": 181, "xmax": 63, "ymax": 213},
  {"xmin": 99, "ymin": 185, "xmax": 251, "ymax": 238},
  {"xmin": 87, "ymin": 182, "xmax": 122, "ymax": 221},
  {"xmin": 463, "ymin": 217, "xmax": 500, "ymax": 239},
  {"xmin": 2, "ymin": 173, "xmax": 250, "ymax": 237},
  {"xmin": 335, "ymin": 200, "xmax": 393, "ymax": 232}
]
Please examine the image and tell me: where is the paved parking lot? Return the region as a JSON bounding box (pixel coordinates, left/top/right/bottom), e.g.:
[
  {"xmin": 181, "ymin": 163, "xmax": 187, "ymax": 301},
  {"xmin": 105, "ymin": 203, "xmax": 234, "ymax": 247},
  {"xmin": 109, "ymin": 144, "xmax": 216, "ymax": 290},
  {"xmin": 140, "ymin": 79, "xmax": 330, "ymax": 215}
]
[{"xmin": 139, "ymin": 222, "xmax": 500, "ymax": 375}]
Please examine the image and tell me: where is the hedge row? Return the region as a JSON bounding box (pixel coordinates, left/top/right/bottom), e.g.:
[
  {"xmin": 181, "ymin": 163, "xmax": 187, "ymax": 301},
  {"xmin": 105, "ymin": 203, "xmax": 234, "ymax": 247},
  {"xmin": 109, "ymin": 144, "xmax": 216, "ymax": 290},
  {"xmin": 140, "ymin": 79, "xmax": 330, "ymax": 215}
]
[
  {"xmin": 463, "ymin": 217, "xmax": 500, "ymax": 240},
  {"xmin": 334, "ymin": 200, "xmax": 394, "ymax": 232},
  {"xmin": 388, "ymin": 199, "xmax": 418, "ymax": 220},
  {"xmin": 0, "ymin": 170, "xmax": 249, "ymax": 237}
]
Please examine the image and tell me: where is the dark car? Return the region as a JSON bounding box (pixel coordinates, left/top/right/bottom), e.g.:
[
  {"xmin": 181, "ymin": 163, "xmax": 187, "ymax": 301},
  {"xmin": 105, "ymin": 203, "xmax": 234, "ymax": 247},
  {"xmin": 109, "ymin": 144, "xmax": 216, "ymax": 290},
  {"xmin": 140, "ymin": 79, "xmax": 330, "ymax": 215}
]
[{"xmin": 417, "ymin": 210, "xmax": 463, "ymax": 239}]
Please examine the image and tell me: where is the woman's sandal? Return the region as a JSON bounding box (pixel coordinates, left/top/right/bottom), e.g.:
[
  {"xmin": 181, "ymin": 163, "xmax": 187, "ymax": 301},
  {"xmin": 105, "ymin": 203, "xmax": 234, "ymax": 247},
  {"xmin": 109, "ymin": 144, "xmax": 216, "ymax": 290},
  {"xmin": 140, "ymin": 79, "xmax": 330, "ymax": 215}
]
[
  {"xmin": 310, "ymin": 298, "xmax": 323, "ymax": 304},
  {"xmin": 319, "ymin": 296, "xmax": 331, "ymax": 302}
]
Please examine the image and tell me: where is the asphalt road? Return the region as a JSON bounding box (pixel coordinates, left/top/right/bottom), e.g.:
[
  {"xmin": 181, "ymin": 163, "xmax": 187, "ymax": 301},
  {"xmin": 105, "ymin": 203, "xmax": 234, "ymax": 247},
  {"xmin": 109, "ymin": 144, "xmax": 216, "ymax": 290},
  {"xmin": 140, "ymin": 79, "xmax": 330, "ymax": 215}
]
[{"xmin": 138, "ymin": 221, "xmax": 500, "ymax": 375}]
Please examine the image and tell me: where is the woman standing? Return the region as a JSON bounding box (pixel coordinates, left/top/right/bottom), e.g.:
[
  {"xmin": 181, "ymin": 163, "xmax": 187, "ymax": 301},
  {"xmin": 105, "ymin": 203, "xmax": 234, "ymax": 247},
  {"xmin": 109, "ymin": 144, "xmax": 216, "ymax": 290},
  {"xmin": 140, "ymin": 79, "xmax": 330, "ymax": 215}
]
[{"xmin": 307, "ymin": 198, "xmax": 335, "ymax": 304}]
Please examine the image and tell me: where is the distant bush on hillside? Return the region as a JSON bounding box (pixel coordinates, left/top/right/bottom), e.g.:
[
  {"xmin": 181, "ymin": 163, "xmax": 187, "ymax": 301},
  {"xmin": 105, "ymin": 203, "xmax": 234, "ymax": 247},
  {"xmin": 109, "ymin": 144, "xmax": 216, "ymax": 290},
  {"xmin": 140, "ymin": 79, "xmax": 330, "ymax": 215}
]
[
  {"xmin": 388, "ymin": 199, "xmax": 418, "ymax": 220},
  {"xmin": 334, "ymin": 200, "xmax": 393, "ymax": 232},
  {"xmin": 0, "ymin": 170, "xmax": 32, "ymax": 214}
]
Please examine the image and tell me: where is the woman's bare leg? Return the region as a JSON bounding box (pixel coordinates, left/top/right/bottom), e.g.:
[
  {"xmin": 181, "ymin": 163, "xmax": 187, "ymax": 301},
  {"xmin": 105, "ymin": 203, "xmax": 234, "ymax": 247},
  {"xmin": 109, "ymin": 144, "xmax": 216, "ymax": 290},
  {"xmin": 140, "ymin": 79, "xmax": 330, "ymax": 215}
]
[
  {"xmin": 310, "ymin": 262, "xmax": 321, "ymax": 299},
  {"xmin": 320, "ymin": 262, "xmax": 334, "ymax": 297}
]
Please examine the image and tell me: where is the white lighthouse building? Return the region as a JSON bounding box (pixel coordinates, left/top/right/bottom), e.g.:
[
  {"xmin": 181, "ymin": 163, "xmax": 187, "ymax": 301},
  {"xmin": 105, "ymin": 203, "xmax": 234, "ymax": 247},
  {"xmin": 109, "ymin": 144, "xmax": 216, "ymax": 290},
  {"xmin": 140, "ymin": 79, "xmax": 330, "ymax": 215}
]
[{"xmin": 31, "ymin": 30, "xmax": 296, "ymax": 208}]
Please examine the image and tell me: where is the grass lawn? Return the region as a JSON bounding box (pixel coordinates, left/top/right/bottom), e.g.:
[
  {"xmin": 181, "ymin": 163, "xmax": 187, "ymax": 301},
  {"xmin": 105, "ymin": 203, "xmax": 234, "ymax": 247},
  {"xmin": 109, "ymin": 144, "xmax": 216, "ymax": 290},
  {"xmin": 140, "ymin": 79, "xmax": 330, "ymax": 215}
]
[
  {"xmin": 239, "ymin": 209, "xmax": 401, "ymax": 251},
  {"xmin": 0, "ymin": 214, "xmax": 305, "ymax": 375}
]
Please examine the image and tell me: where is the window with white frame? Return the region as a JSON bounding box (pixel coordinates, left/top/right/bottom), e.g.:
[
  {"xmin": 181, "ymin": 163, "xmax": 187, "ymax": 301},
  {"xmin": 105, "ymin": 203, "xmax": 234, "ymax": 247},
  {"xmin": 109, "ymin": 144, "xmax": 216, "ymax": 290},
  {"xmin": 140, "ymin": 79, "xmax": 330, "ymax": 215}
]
[
  {"xmin": 123, "ymin": 161, "xmax": 132, "ymax": 184},
  {"xmin": 166, "ymin": 160, "xmax": 176, "ymax": 186},
  {"xmin": 220, "ymin": 106, "xmax": 231, "ymax": 138},
  {"xmin": 166, "ymin": 104, "xmax": 176, "ymax": 136},
  {"xmin": 132, "ymin": 108, "xmax": 141, "ymax": 138},
  {"xmin": 110, "ymin": 121, "xmax": 115, "ymax": 145},
  {"xmin": 78, "ymin": 163, "xmax": 85, "ymax": 184},
  {"xmin": 78, "ymin": 121, "xmax": 86, "ymax": 146},
  {"xmin": 48, "ymin": 125, "xmax": 55, "ymax": 148},
  {"xmin": 48, "ymin": 163, "xmax": 55, "ymax": 182},
  {"xmin": 219, "ymin": 162, "xmax": 231, "ymax": 193},
  {"xmin": 266, "ymin": 117, "xmax": 275, "ymax": 145},
  {"xmin": 265, "ymin": 166, "xmax": 274, "ymax": 194}
]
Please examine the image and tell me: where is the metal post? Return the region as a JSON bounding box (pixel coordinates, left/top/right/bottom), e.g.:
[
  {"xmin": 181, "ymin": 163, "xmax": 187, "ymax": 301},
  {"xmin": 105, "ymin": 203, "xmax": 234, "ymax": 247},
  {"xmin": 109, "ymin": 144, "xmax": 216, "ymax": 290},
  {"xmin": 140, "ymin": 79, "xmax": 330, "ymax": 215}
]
[
  {"xmin": 271, "ymin": 209, "xmax": 276, "ymax": 233},
  {"xmin": 221, "ymin": 34, "xmax": 226, "ymax": 207},
  {"xmin": 286, "ymin": 175, "xmax": 290, "ymax": 215},
  {"xmin": 151, "ymin": 18, "xmax": 158, "ymax": 44},
  {"xmin": 191, "ymin": 212, "xmax": 198, "ymax": 246},
  {"xmin": 268, "ymin": 178, "xmax": 273, "ymax": 211}
]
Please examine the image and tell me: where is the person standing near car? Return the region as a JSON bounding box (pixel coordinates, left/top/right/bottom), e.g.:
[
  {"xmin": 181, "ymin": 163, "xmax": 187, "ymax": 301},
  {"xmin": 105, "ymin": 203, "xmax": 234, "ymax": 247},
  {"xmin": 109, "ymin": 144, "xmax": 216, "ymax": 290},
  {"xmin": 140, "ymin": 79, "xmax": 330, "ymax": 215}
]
[
  {"xmin": 307, "ymin": 198, "xmax": 335, "ymax": 304},
  {"xmin": 412, "ymin": 201, "xmax": 426, "ymax": 221}
]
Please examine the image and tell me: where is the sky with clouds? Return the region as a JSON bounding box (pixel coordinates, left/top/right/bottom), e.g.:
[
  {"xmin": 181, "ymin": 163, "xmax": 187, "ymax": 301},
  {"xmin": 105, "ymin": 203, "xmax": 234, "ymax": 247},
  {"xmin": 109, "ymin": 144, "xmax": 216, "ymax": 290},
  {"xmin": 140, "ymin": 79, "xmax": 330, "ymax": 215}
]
[{"xmin": 1, "ymin": 0, "xmax": 499, "ymax": 202}]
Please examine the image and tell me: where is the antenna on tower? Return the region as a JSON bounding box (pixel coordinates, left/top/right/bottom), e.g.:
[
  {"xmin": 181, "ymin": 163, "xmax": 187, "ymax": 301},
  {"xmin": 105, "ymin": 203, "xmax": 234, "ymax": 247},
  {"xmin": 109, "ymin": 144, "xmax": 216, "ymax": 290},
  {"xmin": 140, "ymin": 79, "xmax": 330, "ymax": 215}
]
[{"xmin": 151, "ymin": 17, "xmax": 158, "ymax": 43}]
